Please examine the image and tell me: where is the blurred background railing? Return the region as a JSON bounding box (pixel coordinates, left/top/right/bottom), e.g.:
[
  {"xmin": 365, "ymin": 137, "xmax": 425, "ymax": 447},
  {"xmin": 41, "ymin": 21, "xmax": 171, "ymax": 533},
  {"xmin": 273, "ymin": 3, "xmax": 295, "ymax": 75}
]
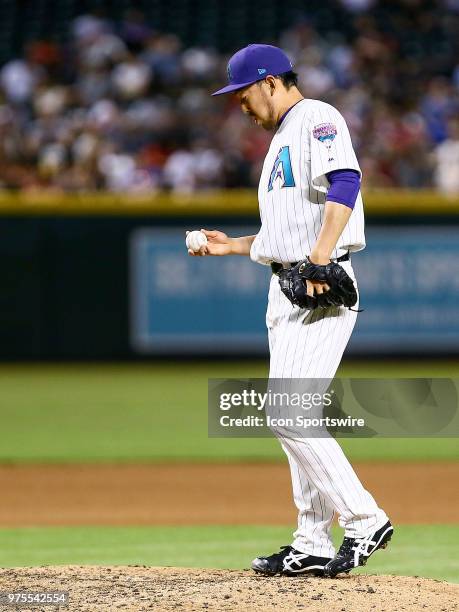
[{"xmin": 0, "ymin": 189, "xmax": 459, "ymax": 214}]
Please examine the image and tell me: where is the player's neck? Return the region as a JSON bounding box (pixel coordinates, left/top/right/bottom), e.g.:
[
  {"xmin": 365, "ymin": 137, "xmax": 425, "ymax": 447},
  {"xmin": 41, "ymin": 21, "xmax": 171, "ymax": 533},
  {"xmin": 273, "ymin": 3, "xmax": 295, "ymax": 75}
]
[{"xmin": 275, "ymin": 89, "xmax": 304, "ymax": 126}]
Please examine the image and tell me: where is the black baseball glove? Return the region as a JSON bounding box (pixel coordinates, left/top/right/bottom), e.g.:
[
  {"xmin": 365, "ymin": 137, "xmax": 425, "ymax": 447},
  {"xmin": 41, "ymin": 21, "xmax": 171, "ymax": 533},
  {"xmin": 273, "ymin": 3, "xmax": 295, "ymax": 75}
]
[{"xmin": 278, "ymin": 258, "xmax": 358, "ymax": 310}]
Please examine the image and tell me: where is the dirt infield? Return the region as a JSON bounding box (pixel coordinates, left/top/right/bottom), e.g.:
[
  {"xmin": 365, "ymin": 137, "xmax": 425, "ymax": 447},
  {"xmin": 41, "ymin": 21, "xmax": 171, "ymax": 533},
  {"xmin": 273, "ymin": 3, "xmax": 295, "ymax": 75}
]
[
  {"xmin": 0, "ymin": 566, "xmax": 457, "ymax": 612},
  {"xmin": 0, "ymin": 462, "xmax": 458, "ymax": 526},
  {"xmin": 0, "ymin": 462, "xmax": 458, "ymax": 611}
]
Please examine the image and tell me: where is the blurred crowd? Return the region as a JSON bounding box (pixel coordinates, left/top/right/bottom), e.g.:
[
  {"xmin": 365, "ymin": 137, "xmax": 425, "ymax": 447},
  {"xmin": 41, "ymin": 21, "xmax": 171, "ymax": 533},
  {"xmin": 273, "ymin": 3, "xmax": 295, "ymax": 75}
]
[{"xmin": 0, "ymin": 4, "xmax": 459, "ymax": 193}]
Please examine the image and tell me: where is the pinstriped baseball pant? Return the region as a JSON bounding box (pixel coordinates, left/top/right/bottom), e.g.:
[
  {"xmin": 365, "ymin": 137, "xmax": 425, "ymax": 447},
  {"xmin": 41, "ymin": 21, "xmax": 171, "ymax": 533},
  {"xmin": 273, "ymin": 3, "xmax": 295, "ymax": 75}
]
[{"xmin": 267, "ymin": 261, "xmax": 388, "ymax": 557}]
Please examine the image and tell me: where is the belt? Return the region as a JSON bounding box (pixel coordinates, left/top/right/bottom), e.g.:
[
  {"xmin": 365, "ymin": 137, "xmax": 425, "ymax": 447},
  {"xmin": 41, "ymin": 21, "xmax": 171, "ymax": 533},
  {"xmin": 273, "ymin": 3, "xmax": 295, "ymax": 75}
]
[{"xmin": 270, "ymin": 252, "xmax": 350, "ymax": 275}]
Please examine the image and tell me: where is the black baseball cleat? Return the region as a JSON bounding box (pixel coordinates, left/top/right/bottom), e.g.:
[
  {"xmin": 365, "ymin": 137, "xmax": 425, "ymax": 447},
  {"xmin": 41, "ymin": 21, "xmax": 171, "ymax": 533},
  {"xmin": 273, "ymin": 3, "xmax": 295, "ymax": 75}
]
[
  {"xmin": 252, "ymin": 546, "xmax": 332, "ymax": 576},
  {"xmin": 323, "ymin": 520, "xmax": 394, "ymax": 578}
]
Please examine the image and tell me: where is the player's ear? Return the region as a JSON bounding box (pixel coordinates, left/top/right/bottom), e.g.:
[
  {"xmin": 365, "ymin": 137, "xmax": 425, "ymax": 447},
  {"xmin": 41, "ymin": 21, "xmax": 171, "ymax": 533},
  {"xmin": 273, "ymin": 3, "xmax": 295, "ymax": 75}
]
[{"xmin": 265, "ymin": 75, "xmax": 277, "ymax": 95}]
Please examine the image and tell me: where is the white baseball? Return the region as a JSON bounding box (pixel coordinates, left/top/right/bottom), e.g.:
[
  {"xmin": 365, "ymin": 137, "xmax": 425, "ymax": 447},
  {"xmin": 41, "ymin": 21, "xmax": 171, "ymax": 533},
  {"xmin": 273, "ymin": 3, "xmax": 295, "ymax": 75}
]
[{"xmin": 186, "ymin": 230, "xmax": 208, "ymax": 252}]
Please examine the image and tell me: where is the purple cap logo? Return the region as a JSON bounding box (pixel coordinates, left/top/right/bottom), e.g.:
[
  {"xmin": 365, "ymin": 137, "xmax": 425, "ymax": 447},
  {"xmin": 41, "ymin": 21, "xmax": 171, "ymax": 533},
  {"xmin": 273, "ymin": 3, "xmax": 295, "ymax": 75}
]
[{"xmin": 212, "ymin": 44, "xmax": 293, "ymax": 96}]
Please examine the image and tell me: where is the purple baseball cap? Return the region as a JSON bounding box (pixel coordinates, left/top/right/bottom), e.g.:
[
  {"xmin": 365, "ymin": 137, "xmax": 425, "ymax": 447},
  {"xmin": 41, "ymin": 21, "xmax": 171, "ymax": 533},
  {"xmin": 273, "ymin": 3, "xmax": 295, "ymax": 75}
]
[{"xmin": 212, "ymin": 44, "xmax": 293, "ymax": 96}]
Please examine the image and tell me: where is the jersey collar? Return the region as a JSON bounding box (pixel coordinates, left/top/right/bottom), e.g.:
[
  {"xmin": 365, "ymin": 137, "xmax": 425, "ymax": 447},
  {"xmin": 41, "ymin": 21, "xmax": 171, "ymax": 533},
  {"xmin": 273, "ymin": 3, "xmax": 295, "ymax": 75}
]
[{"xmin": 277, "ymin": 98, "xmax": 304, "ymax": 128}]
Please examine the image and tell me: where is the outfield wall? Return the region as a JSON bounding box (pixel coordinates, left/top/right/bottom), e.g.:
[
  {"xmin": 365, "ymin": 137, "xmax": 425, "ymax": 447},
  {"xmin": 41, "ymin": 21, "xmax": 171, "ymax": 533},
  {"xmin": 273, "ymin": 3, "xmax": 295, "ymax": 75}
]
[{"xmin": 1, "ymin": 190, "xmax": 458, "ymax": 359}]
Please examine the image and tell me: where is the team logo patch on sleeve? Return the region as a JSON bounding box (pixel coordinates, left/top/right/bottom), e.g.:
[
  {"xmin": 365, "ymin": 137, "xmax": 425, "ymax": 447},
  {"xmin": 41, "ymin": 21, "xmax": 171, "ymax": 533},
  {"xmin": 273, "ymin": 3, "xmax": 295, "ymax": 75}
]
[
  {"xmin": 313, "ymin": 123, "xmax": 337, "ymax": 161},
  {"xmin": 313, "ymin": 123, "xmax": 337, "ymax": 143}
]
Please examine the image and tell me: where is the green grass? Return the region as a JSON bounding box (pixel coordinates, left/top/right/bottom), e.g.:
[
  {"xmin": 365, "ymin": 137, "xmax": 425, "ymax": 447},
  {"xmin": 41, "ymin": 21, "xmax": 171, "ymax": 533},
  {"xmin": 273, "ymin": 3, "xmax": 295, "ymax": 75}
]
[
  {"xmin": 0, "ymin": 362, "xmax": 457, "ymax": 463},
  {"xmin": 0, "ymin": 525, "xmax": 457, "ymax": 583}
]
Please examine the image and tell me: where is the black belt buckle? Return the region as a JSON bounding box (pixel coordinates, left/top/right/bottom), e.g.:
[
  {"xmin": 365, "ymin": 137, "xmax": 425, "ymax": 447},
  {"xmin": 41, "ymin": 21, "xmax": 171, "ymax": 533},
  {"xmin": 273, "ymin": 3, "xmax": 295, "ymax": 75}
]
[
  {"xmin": 270, "ymin": 262, "xmax": 286, "ymax": 275},
  {"xmin": 336, "ymin": 251, "xmax": 350, "ymax": 263}
]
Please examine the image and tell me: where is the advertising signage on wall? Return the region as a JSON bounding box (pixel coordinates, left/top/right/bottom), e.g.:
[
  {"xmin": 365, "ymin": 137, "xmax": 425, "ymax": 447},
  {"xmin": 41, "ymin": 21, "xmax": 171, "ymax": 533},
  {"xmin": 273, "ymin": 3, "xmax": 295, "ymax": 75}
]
[{"xmin": 130, "ymin": 226, "xmax": 459, "ymax": 355}]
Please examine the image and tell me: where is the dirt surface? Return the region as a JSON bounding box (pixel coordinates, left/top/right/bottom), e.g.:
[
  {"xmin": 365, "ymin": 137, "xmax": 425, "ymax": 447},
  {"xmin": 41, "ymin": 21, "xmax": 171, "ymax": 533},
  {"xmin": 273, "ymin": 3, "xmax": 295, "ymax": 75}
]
[
  {"xmin": 0, "ymin": 464, "xmax": 457, "ymax": 611},
  {"xmin": 0, "ymin": 566, "xmax": 457, "ymax": 612},
  {"xmin": 0, "ymin": 462, "xmax": 458, "ymax": 526}
]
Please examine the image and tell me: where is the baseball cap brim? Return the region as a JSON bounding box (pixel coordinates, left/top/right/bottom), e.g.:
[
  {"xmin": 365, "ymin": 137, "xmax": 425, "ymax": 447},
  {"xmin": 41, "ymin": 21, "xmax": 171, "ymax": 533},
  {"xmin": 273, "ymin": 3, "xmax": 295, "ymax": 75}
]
[{"xmin": 211, "ymin": 77, "xmax": 265, "ymax": 96}]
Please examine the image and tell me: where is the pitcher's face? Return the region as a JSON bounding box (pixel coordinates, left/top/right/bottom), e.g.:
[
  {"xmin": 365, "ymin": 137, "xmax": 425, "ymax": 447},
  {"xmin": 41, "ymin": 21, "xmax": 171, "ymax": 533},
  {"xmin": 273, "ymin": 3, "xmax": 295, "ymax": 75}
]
[{"xmin": 235, "ymin": 81, "xmax": 277, "ymax": 131}]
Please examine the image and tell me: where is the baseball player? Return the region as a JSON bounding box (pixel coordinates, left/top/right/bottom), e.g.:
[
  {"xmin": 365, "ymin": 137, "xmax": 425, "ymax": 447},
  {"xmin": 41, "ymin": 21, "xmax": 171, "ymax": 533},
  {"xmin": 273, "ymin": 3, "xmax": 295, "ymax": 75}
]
[{"xmin": 189, "ymin": 44, "xmax": 393, "ymax": 578}]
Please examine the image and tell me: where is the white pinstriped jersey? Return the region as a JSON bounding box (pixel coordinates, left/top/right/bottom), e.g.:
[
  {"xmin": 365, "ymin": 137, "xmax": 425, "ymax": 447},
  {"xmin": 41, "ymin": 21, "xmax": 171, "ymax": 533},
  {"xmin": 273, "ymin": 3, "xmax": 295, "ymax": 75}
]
[
  {"xmin": 247, "ymin": 101, "xmax": 388, "ymax": 553},
  {"xmin": 250, "ymin": 99, "xmax": 365, "ymax": 265}
]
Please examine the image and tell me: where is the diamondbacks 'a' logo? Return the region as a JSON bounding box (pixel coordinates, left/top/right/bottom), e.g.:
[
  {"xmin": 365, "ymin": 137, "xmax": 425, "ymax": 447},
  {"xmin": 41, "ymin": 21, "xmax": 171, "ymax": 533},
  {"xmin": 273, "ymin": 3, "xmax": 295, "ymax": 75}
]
[
  {"xmin": 227, "ymin": 62, "xmax": 233, "ymax": 81},
  {"xmin": 268, "ymin": 146, "xmax": 295, "ymax": 191}
]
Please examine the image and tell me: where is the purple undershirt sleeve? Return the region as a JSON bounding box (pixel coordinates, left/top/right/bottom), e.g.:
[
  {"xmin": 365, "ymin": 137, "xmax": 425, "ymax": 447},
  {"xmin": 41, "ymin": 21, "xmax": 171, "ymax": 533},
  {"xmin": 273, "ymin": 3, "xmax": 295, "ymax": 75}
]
[{"xmin": 325, "ymin": 169, "xmax": 361, "ymax": 210}]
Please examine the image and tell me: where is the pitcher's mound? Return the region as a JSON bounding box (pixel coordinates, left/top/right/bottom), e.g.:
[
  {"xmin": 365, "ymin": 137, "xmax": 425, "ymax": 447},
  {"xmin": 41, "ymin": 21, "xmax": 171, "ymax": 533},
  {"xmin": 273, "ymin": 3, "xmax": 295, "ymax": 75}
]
[{"xmin": 0, "ymin": 566, "xmax": 457, "ymax": 611}]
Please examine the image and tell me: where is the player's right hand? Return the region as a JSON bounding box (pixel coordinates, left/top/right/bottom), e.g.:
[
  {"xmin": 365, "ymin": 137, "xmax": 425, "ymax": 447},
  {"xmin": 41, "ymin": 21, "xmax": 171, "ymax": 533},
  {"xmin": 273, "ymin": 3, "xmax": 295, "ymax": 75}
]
[{"xmin": 187, "ymin": 229, "xmax": 234, "ymax": 256}]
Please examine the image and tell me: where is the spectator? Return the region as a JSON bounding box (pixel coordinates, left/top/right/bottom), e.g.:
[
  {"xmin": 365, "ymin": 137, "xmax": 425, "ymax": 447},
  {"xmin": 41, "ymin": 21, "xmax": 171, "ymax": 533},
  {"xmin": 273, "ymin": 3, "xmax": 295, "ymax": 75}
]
[
  {"xmin": 0, "ymin": 5, "xmax": 458, "ymax": 192},
  {"xmin": 433, "ymin": 117, "xmax": 459, "ymax": 194},
  {"xmin": 0, "ymin": 59, "xmax": 42, "ymax": 105}
]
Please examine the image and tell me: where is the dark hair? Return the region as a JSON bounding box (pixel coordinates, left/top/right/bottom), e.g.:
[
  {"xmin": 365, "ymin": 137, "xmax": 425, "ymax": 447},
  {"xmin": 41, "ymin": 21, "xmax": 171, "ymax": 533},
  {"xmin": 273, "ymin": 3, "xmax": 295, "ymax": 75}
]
[
  {"xmin": 278, "ymin": 70, "xmax": 299, "ymax": 89},
  {"xmin": 256, "ymin": 70, "xmax": 298, "ymax": 90}
]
